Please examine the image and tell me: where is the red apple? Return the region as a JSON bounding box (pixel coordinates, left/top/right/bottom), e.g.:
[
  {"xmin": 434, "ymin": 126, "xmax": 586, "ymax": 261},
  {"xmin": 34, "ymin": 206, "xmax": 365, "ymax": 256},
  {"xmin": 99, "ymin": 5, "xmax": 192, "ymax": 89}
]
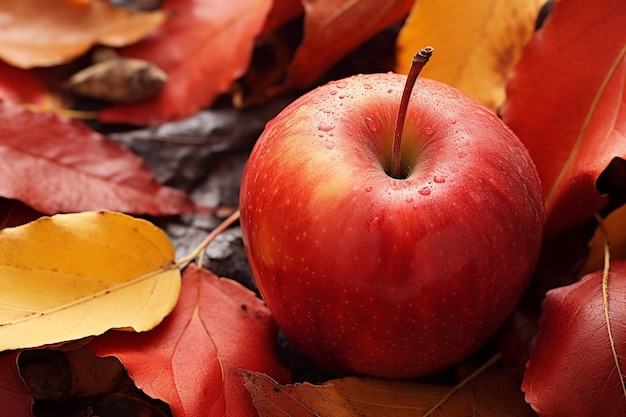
[{"xmin": 239, "ymin": 69, "xmax": 545, "ymax": 378}]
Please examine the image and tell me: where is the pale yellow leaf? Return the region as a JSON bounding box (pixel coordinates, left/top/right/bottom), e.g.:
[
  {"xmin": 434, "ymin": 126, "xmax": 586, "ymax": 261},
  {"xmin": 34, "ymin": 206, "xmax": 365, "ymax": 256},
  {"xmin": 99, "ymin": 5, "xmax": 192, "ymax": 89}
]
[
  {"xmin": 0, "ymin": 211, "xmax": 180, "ymax": 351},
  {"xmin": 243, "ymin": 369, "xmax": 535, "ymax": 417},
  {"xmin": 396, "ymin": 0, "xmax": 544, "ymax": 112},
  {"xmin": 0, "ymin": 0, "xmax": 167, "ymax": 68}
]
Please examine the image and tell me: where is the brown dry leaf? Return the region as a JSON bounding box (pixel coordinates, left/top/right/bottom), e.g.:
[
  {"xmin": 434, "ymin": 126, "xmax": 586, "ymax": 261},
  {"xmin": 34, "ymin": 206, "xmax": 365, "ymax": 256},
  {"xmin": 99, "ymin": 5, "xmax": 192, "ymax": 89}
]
[
  {"xmin": 396, "ymin": 0, "xmax": 544, "ymax": 112},
  {"xmin": 243, "ymin": 369, "xmax": 534, "ymax": 417},
  {"xmin": 67, "ymin": 57, "xmax": 168, "ymax": 103},
  {"xmin": 0, "ymin": 0, "xmax": 167, "ymax": 69},
  {"xmin": 19, "ymin": 348, "xmax": 125, "ymax": 401}
]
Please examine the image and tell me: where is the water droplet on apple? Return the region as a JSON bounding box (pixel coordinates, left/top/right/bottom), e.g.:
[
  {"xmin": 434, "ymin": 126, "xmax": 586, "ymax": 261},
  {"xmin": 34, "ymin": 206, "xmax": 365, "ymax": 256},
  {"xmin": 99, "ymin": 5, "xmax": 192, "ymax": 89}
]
[
  {"xmin": 330, "ymin": 90, "xmax": 337, "ymax": 96},
  {"xmin": 424, "ymin": 126, "xmax": 434, "ymax": 135},
  {"xmin": 363, "ymin": 83, "xmax": 373, "ymax": 89},
  {"xmin": 318, "ymin": 123, "xmax": 335, "ymax": 132},
  {"xmin": 419, "ymin": 186, "xmax": 431, "ymax": 196},
  {"xmin": 433, "ymin": 175, "xmax": 446, "ymax": 184},
  {"xmin": 365, "ymin": 117, "xmax": 378, "ymax": 132},
  {"xmin": 364, "ymin": 186, "xmax": 373, "ymax": 192},
  {"xmin": 336, "ymin": 81, "xmax": 348, "ymax": 89},
  {"xmin": 387, "ymin": 89, "xmax": 393, "ymax": 93},
  {"xmin": 450, "ymin": 119, "xmax": 457, "ymax": 125}
]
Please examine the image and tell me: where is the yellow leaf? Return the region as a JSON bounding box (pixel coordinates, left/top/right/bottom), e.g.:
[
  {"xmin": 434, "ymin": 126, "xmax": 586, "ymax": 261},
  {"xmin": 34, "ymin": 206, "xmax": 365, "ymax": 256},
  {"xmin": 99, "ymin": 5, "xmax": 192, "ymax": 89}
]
[
  {"xmin": 0, "ymin": 211, "xmax": 180, "ymax": 351},
  {"xmin": 396, "ymin": 0, "xmax": 544, "ymax": 112},
  {"xmin": 581, "ymin": 205, "xmax": 626, "ymax": 277},
  {"xmin": 243, "ymin": 369, "xmax": 535, "ymax": 417},
  {"xmin": 0, "ymin": 0, "xmax": 167, "ymax": 68}
]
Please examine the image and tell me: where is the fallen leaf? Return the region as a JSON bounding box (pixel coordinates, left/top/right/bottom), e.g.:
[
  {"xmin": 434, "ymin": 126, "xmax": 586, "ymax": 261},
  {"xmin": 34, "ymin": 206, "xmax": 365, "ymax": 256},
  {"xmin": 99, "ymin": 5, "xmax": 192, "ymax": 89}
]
[
  {"xmin": 0, "ymin": 101, "xmax": 197, "ymax": 215},
  {"xmin": 285, "ymin": 0, "xmax": 415, "ymax": 89},
  {"xmin": 581, "ymin": 205, "xmax": 626, "ymax": 276},
  {"xmin": 0, "ymin": 211, "xmax": 181, "ymax": 351},
  {"xmin": 66, "ymin": 57, "xmax": 168, "ymax": 103},
  {"xmin": 396, "ymin": 0, "xmax": 544, "ymax": 112},
  {"xmin": 0, "ymin": 351, "xmax": 33, "ymax": 417},
  {"xmin": 261, "ymin": 0, "xmax": 304, "ymax": 34},
  {"xmin": 0, "ymin": 0, "xmax": 167, "ymax": 68},
  {"xmin": 500, "ymin": 0, "xmax": 626, "ymax": 237},
  {"xmin": 522, "ymin": 261, "xmax": 626, "ymax": 416},
  {"xmin": 0, "ymin": 199, "xmax": 42, "ymax": 230},
  {"xmin": 18, "ymin": 348, "xmax": 125, "ymax": 401},
  {"xmin": 100, "ymin": 0, "xmax": 273, "ymax": 125},
  {"xmin": 243, "ymin": 368, "xmax": 534, "ymax": 417},
  {"xmin": 89, "ymin": 264, "xmax": 290, "ymax": 417},
  {"xmin": 0, "ymin": 61, "xmax": 51, "ymax": 106}
]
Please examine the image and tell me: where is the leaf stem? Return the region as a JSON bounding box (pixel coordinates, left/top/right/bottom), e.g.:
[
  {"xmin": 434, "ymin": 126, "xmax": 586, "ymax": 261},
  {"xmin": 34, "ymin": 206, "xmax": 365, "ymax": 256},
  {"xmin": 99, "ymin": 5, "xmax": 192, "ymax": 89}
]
[
  {"xmin": 177, "ymin": 209, "xmax": 241, "ymax": 268},
  {"xmin": 595, "ymin": 213, "xmax": 626, "ymax": 399},
  {"xmin": 390, "ymin": 46, "xmax": 433, "ymax": 179},
  {"xmin": 423, "ymin": 352, "xmax": 501, "ymax": 417}
]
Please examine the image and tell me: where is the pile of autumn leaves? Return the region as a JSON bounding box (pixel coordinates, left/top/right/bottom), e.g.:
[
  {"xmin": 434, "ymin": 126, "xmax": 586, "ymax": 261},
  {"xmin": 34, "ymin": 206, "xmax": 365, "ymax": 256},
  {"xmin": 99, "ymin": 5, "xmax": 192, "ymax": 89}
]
[{"xmin": 1, "ymin": 0, "xmax": 626, "ymax": 416}]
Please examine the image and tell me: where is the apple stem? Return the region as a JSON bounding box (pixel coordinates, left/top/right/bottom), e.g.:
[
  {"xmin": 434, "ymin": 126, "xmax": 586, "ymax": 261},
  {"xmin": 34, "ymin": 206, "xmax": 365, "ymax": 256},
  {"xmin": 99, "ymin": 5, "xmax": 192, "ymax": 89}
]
[{"xmin": 390, "ymin": 46, "xmax": 433, "ymax": 179}]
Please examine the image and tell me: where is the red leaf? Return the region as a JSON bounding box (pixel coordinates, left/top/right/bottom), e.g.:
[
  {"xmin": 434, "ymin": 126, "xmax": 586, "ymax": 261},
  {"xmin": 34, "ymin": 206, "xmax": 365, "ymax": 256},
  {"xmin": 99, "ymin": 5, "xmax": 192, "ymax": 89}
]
[
  {"xmin": 261, "ymin": 0, "xmax": 304, "ymax": 34},
  {"xmin": 501, "ymin": 0, "xmax": 626, "ymax": 237},
  {"xmin": 522, "ymin": 261, "xmax": 626, "ymax": 416},
  {"xmin": 285, "ymin": 0, "xmax": 415, "ymax": 89},
  {"xmin": 0, "ymin": 351, "xmax": 33, "ymax": 417},
  {"xmin": 100, "ymin": 0, "xmax": 272, "ymax": 125},
  {"xmin": 88, "ymin": 264, "xmax": 290, "ymax": 417},
  {"xmin": 0, "ymin": 61, "xmax": 50, "ymax": 106},
  {"xmin": 0, "ymin": 101, "xmax": 196, "ymax": 215}
]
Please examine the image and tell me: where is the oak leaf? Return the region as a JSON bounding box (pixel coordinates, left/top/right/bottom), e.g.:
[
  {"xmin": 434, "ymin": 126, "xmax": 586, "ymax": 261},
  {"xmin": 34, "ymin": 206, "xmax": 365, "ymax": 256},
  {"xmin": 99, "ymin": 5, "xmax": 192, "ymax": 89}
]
[
  {"xmin": 396, "ymin": 0, "xmax": 544, "ymax": 112},
  {"xmin": 285, "ymin": 0, "xmax": 415, "ymax": 89},
  {"xmin": 522, "ymin": 261, "xmax": 626, "ymax": 416},
  {"xmin": 0, "ymin": 0, "xmax": 167, "ymax": 69},
  {"xmin": 0, "ymin": 351, "xmax": 33, "ymax": 417},
  {"xmin": 100, "ymin": 0, "xmax": 273, "ymax": 125},
  {"xmin": 243, "ymin": 368, "xmax": 534, "ymax": 417},
  {"xmin": 500, "ymin": 0, "xmax": 626, "ymax": 236},
  {"xmin": 0, "ymin": 211, "xmax": 181, "ymax": 351},
  {"xmin": 0, "ymin": 101, "xmax": 196, "ymax": 215},
  {"xmin": 89, "ymin": 264, "xmax": 290, "ymax": 417}
]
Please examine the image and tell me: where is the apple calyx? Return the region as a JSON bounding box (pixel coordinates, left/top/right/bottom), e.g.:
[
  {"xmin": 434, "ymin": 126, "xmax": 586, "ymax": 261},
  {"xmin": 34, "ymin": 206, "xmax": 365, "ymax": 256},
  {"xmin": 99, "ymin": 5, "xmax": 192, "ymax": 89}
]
[{"xmin": 389, "ymin": 46, "xmax": 433, "ymax": 179}]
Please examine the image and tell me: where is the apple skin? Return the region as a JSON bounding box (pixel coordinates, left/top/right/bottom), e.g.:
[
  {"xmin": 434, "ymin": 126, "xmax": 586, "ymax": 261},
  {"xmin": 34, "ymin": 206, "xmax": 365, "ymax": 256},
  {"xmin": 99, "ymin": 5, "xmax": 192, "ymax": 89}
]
[{"xmin": 239, "ymin": 73, "xmax": 545, "ymax": 378}]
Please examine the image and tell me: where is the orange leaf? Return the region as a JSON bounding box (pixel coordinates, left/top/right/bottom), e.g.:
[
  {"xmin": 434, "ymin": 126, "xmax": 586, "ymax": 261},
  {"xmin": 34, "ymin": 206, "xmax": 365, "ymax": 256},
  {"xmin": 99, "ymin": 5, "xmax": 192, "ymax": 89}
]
[
  {"xmin": 0, "ymin": 101, "xmax": 196, "ymax": 215},
  {"xmin": 0, "ymin": 0, "xmax": 166, "ymax": 68},
  {"xmin": 89, "ymin": 264, "xmax": 290, "ymax": 417},
  {"xmin": 501, "ymin": 0, "xmax": 626, "ymax": 236},
  {"xmin": 100, "ymin": 0, "xmax": 272, "ymax": 125},
  {"xmin": 243, "ymin": 369, "xmax": 535, "ymax": 417},
  {"xmin": 396, "ymin": 0, "xmax": 544, "ymax": 112},
  {"xmin": 285, "ymin": 0, "xmax": 415, "ymax": 89}
]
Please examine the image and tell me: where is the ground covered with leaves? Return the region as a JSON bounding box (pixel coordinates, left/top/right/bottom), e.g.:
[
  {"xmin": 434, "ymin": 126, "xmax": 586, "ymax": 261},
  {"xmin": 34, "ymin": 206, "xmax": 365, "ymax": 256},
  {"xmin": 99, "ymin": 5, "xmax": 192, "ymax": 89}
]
[{"xmin": 1, "ymin": 0, "xmax": 625, "ymax": 416}]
